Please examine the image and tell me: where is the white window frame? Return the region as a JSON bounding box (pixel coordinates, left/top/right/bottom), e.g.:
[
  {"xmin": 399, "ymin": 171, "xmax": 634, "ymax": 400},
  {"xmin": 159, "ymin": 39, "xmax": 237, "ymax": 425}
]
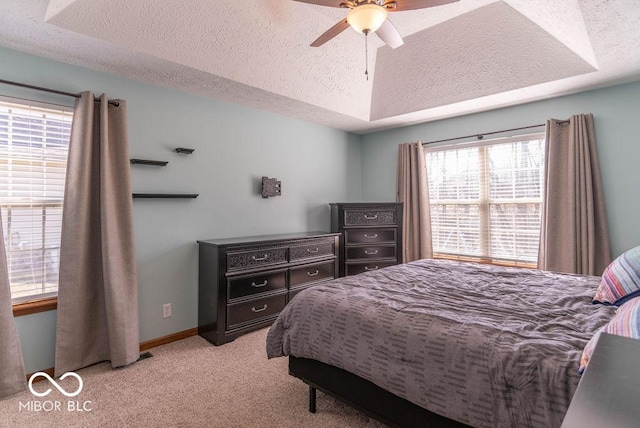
[
  {"xmin": 424, "ymin": 132, "xmax": 546, "ymax": 267},
  {"xmin": 0, "ymin": 96, "xmax": 73, "ymax": 306}
]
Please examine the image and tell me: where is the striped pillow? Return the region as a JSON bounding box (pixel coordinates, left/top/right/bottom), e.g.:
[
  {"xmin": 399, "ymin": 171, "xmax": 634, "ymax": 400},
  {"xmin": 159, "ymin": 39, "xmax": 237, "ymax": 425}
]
[
  {"xmin": 580, "ymin": 296, "xmax": 640, "ymax": 373},
  {"xmin": 593, "ymin": 246, "xmax": 640, "ymax": 306},
  {"xmin": 578, "ymin": 326, "xmax": 604, "ymax": 374}
]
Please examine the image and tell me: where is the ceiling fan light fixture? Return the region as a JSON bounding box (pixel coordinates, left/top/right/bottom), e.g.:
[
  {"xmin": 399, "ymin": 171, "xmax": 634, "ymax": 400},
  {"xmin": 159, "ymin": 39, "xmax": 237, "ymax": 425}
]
[{"xmin": 346, "ymin": 4, "xmax": 388, "ymax": 34}]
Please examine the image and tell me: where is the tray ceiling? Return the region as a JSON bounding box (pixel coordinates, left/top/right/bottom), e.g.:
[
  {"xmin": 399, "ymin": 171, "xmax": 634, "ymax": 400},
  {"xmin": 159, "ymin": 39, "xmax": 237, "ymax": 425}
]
[{"xmin": 0, "ymin": 0, "xmax": 639, "ymax": 134}]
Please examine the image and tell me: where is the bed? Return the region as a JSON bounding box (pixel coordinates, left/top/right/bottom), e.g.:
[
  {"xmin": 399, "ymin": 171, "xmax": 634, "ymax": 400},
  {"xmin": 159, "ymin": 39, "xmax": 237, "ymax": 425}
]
[{"xmin": 266, "ymin": 258, "xmax": 616, "ymax": 428}]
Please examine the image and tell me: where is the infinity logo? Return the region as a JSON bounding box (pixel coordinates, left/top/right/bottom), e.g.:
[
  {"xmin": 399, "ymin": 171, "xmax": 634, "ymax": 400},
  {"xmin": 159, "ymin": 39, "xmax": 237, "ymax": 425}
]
[{"xmin": 28, "ymin": 372, "xmax": 83, "ymax": 398}]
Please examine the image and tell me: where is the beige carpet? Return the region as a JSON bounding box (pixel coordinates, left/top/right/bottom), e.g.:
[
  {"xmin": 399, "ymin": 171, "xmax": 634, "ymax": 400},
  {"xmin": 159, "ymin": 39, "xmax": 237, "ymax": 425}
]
[{"xmin": 0, "ymin": 327, "xmax": 386, "ymax": 427}]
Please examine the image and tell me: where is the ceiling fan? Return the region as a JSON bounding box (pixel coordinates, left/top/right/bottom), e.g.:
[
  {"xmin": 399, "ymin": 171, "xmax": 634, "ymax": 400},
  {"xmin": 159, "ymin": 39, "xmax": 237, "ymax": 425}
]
[{"xmin": 294, "ymin": 0, "xmax": 459, "ymax": 49}]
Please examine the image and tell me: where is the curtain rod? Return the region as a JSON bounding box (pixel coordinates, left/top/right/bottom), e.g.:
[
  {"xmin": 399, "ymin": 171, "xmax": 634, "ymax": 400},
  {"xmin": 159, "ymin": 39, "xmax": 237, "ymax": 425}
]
[
  {"xmin": 0, "ymin": 78, "xmax": 120, "ymax": 107},
  {"xmin": 422, "ymin": 121, "xmax": 568, "ymax": 146}
]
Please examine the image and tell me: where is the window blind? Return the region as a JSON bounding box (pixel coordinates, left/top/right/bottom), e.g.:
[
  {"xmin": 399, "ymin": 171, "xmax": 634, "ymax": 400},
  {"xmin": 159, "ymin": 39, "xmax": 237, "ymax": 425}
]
[
  {"xmin": 0, "ymin": 99, "xmax": 72, "ymax": 302},
  {"xmin": 425, "ymin": 134, "xmax": 545, "ymax": 265}
]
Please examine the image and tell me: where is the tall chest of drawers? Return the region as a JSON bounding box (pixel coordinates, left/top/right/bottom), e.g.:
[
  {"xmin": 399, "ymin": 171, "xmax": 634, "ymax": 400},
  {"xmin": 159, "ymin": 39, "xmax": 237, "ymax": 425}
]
[
  {"xmin": 197, "ymin": 232, "xmax": 340, "ymax": 345},
  {"xmin": 330, "ymin": 203, "xmax": 403, "ymax": 277}
]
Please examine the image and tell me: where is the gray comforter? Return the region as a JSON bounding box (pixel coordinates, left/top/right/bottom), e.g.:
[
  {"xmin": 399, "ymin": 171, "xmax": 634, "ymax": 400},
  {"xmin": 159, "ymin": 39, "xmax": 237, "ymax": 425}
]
[{"xmin": 266, "ymin": 259, "xmax": 615, "ymax": 428}]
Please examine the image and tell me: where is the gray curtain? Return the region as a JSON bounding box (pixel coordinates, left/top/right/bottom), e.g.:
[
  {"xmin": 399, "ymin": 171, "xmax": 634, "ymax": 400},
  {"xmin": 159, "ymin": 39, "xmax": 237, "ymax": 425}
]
[
  {"xmin": 538, "ymin": 113, "xmax": 611, "ymax": 275},
  {"xmin": 55, "ymin": 92, "xmax": 139, "ymax": 376},
  {"xmin": 0, "ymin": 209, "xmax": 27, "ymax": 398},
  {"xmin": 397, "ymin": 142, "xmax": 433, "ymax": 262}
]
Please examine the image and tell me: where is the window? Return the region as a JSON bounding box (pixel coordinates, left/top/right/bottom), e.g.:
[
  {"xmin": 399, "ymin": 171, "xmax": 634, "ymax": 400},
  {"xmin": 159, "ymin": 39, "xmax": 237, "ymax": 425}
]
[
  {"xmin": 0, "ymin": 98, "xmax": 72, "ymax": 303},
  {"xmin": 425, "ymin": 133, "xmax": 545, "ymax": 266}
]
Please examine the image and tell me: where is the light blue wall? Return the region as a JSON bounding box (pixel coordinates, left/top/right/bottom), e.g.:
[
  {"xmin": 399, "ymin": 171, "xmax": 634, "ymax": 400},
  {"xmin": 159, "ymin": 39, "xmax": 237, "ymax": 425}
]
[
  {"xmin": 6, "ymin": 44, "xmax": 640, "ymax": 374},
  {"xmin": 361, "ymin": 82, "xmax": 640, "ymax": 259},
  {"xmin": 1, "ymin": 47, "xmax": 363, "ymax": 373}
]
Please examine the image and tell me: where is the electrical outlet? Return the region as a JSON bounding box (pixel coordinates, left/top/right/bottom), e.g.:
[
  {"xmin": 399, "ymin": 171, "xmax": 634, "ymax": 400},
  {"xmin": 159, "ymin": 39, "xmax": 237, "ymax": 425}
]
[{"xmin": 162, "ymin": 303, "xmax": 172, "ymax": 318}]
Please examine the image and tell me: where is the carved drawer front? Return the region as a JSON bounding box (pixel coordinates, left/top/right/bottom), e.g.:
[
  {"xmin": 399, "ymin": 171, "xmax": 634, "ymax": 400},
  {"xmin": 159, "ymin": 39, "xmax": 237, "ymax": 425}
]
[
  {"xmin": 227, "ymin": 270, "xmax": 287, "ymax": 301},
  {"xmin": 289, "ymin": 239, "xmax": 335, "ymax": 261},
  {"xmin": 345, "ymin": 229, "xmax": 396, "ymax": 245},
  {"xmin": 345, "ymin": 261, "xmax": 397, "ymax": 276},
  {"xmin": 346, "ymin": 245, "xmax": 396, "ymax": 261},
  {"xmin": 227, "ymin": 247, "xmax": 287, "ymax": 271},
  {"xmin": 344, "ymin": 208, "xmax": 397, "ymax": 226},
  {"xmin": 226, "ymin": 293, "xmax": 286, "ymax": 329},
  {"xmin": 289, "ymin": 260, "xmax": 335, "ymax": 288}
]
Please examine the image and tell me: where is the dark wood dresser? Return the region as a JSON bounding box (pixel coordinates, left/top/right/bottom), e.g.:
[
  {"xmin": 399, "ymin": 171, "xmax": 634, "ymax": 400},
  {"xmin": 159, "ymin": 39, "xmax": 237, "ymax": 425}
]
[
  {"xmin": 330, "ymin": 203, "xmax": 403, "ymax": 277},
  {"xmin": 197, "ymin": 232, "xmax": 340, "ymax": 345}
]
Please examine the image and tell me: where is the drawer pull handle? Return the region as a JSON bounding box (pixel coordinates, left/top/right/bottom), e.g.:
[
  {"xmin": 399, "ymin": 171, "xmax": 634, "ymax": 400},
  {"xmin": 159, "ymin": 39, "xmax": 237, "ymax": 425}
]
[
  {"xmin": 251, "ymin": 304, "xmax": 268, "ymax": 313},
  {"xmin": 307, "ymin": 269, "xmax": 320, "ymax": 277},
  {"xmin": 306, "ymin": 248, "xmax": 320, "ymax": 253},
  {"xmin": 252, "ymin": 254, "xmax": 269, "ymax": 261},
  {"xmin": 251, "ymin": 280, "xmax": 268, "ymax": 288},
  {"xmin": 364, "ymin": 265, "xmax": 379, "ymax": 271},
  {"xmin": 364, "ymin": 249, "xmax": 379, "ymax": 255},
  {"xmin": 364, "ymin": 233, "xmax": 378, "ymax": 239},
  {"xmin": 364, "ymin": 214, "xmax": 378, "ymax": 220}
]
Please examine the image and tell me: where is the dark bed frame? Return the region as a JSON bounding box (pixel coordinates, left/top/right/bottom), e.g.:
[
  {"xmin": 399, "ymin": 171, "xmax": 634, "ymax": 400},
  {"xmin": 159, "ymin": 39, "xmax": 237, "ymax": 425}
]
[{"xmin": 288, "ymin": 356, "xmax": 471, "ymax": 428}]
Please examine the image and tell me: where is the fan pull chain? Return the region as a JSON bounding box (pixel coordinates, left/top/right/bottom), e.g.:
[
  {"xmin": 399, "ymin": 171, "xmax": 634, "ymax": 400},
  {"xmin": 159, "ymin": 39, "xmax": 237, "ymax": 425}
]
[{"xmin": 364, "ymin": 31, "xmax": 369, "ymax": 80}]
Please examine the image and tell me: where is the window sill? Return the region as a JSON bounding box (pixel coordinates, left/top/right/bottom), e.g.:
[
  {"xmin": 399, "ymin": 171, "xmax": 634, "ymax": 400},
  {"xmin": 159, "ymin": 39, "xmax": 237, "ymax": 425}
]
[
  {"xmin": 13, "ymin": 297, "xmax": 57, "ymax": 317},
  {"xmin": 433, "ymin": 254, "xmax": 537, "ymax": 269}
]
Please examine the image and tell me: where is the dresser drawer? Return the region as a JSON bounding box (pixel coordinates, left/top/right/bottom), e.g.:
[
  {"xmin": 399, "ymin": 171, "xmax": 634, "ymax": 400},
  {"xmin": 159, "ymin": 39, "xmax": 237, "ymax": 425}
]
[
  {"xmin": 346, "ymin": 245, "xmax": 396, "ymax": 260},
  {"xmin": 226, "ymin": 293, "xmax": 286, "ymax": 329},
  {"xmin": 344, "ymin": 208, "xmax": 398, "ymax": 226},
  {"xmin": 227, "ymin": 247, "xmax": 287, "ymax": 271},
  {"xmin": 227, "ymin": 270, "xmax": 287, "ymax": 301},
  {"xmin": 346, "ymin": 261, "xmax": 397, "ymax": 276},
  {"xmin": 289, "ymin": 260, "xmax": 335, "ymax": 288},
  {"xmin": 345, "ymin": 228, "xmax": 396, "ymax": 245},
  {"xmin": 290, "ymin": 239, "xmax": 335, "ymax": 261}
]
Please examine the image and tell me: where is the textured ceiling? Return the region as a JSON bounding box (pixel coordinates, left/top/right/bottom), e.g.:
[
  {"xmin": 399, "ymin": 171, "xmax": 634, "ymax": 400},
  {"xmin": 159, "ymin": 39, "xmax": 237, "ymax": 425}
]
[{"xmin": 0, "ymin": 0, "xmax": 639, "ymax": 134}]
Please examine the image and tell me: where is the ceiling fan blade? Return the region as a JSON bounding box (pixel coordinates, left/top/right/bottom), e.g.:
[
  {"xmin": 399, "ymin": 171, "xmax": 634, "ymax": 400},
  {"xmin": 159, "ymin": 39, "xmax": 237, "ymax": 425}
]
[
  {"xmin": 310, "ymin": 18, "xmax": 350, "ymax": 47},
  {"xmin": 292, "ymin": 0, "xmax": 344, "ymax": 8},
  {"xmin": 390, "ymin": 0, "xmax": 459, "ymax": 12},
  {"xmin": 376, "ymin": 19, "xmax": 404, "ymax": 49}
]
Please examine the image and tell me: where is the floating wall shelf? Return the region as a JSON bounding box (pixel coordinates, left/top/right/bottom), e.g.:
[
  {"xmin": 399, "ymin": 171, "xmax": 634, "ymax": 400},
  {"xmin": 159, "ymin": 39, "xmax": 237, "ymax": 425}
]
[
  {"xmin": 132, "ymin": 193, "xmax": 199, "ymax": 199},
  {"xmin": 130, "ymin": 159, "xmax": 168, "ymax": 166},
  {"xmin": 175, "ymin": 148, "xmax": 194, "ymax": 154}
]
